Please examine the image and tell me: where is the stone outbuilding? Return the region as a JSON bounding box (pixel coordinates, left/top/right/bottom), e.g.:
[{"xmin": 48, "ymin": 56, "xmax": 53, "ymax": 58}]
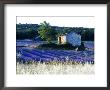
[{"xmin": 58, "ymin": 32, "xmax": 81, "ymax": 46}]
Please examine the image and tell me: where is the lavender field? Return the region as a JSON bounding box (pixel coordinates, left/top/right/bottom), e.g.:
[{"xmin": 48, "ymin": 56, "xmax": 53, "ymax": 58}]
[{"xmin": 16, "ymin": 40, "xmax": 94, "ymax": 74}]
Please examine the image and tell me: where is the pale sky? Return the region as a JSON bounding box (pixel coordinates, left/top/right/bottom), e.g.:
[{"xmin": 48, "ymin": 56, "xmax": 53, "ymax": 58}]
[{"xmin": 17, "ymin": 16, "xmax": 95, "ymax": 28}]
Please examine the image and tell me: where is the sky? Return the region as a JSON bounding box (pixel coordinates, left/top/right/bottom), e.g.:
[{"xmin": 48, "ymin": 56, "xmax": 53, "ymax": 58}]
[{"xmin": 17, "ymin": 16, "xmax": 95, "ymax": 28}]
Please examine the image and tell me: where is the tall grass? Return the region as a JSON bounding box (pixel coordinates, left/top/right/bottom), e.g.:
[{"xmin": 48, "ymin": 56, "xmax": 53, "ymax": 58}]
[{"xmin": 16, "ymin": 61, "xmax": 94, "ymax": 74}]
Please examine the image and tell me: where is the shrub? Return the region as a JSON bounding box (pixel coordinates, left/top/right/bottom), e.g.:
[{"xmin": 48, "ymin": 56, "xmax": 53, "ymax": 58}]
[
  {"xmin": 37, "ymin": 43, "xmax": 77, "ymax": 50},
  {"xmin": 77, "ymin": 42, "xmax": 85, "ymax": 51}
]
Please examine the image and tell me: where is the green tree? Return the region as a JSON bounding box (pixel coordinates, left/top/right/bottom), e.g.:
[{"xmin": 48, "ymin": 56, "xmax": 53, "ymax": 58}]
[{"xmin": 38, "ymin": 21, "xmax": 56, "ymax": 43}]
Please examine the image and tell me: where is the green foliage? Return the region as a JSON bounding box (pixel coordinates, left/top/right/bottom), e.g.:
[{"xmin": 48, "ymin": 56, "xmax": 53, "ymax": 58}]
[
  {"xmin": 56, "ymin": 27, "xmax": 94, "ymax": 41},
  {"xmin": 16, "ymin": 23, "xmax": 94, "ymax": 41},
  {"xmin": 38, "ymin": 21, "xmax": 57, "ymax": 43},
  {"xmin": 37, "ymin": 42, "xmax": 85, "ymax": 51},
  {"xmin": 37, "ymin": 43, "xmax": 77, "ymax": 50},
  {"xmin": 81, "ymin": 29, "xmax": 94, "ymax": 41},
  {"xmin": 16, "ymin": 29, "xmax": 38, "ymax": 39}
]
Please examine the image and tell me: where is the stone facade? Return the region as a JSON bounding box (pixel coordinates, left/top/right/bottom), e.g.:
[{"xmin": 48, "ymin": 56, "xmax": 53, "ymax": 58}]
[
  {"xmin": 58, "ymin": 35, "xmax": 66, "ymax": 44},
  {"xmin": 58, "ymin": 32, "xmax": 81, "ymax": 46}
]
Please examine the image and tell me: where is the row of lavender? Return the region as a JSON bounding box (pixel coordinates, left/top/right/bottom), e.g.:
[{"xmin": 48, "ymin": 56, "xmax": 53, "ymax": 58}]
[
  {"xmin": 16, "ymin": 47, "xmax": 94, "ymax": 64},
  {"xmin": 16, "ymin": 40, "xmax": 94, "ymax": 50}
]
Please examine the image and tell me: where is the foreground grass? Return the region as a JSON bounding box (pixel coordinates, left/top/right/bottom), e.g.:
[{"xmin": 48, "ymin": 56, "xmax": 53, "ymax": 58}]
[{"xmin": 16, "ymin": 61, "xmax": 94, "ymax": 74}]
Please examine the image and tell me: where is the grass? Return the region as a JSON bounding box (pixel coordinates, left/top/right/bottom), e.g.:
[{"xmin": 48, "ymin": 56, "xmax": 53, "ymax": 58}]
[{"xmin": 16, "ymin": 61, "xmax": 94, "ymax": 74}]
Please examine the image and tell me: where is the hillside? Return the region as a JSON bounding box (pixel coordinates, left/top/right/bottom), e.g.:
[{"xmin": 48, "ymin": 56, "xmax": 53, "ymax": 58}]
[{"xmin": 16, "ymin": 24, "xmax": 94, "ymax": 41}]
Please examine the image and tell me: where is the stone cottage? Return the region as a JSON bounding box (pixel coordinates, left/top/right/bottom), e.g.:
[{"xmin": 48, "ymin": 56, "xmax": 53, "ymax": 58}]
[{"xmin": 58, "ymin": 32, "xmax": 81, "ymax": 46}]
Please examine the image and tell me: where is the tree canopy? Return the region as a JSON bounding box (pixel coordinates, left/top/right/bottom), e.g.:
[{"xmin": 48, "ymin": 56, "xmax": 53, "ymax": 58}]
[{"xmin": 38, "ymin": 21, "xmax": 57, "ymax": 43}]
